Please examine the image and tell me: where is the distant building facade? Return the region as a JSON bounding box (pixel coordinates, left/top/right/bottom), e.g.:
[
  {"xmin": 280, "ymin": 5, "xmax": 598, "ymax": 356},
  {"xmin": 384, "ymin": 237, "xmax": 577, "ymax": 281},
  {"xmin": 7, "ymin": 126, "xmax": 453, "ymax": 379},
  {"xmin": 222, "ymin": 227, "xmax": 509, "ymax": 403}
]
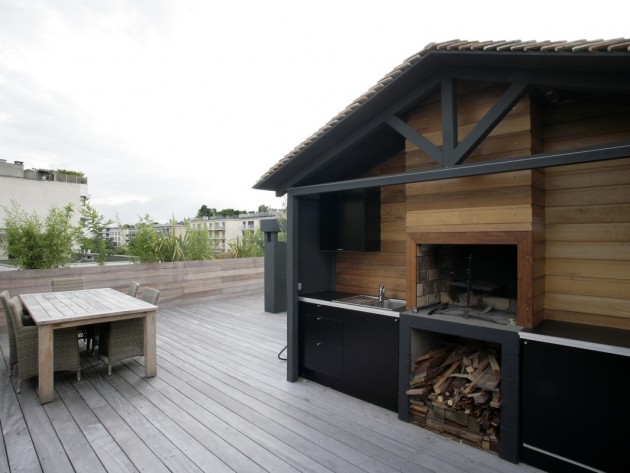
[
  {"xmin": 103, "ymin": 211, "xmax": 285, "ymax": 254},
  {"xmin": 0, "ymin": 160, "xmax": 89, "ymax": 259},
  {"xmin": 188, "ymin": 211, "xmax": 284, "ymax": 253}
]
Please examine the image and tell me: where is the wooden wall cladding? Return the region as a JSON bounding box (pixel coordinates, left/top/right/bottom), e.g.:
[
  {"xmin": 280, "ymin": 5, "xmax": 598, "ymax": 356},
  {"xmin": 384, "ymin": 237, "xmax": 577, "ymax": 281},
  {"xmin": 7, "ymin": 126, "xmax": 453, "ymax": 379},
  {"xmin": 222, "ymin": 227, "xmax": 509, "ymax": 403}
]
[
  {"xmin": 333, "ymin": 79, "xmax": 630, "ymax": 330},
  {"xmin": 405, "ymin": 84, "xmax": 534, "ymax": 171},
  {"xmin": 544, "ymin": 158, "xmax": 630, "ymax": 330},
  {"xmin": 0, "ymin": 258, "xmax": 264, "ymax": 316},
  {"xmin": 336, "ymin": 152, "xmax": 408, "ymax": 300}
]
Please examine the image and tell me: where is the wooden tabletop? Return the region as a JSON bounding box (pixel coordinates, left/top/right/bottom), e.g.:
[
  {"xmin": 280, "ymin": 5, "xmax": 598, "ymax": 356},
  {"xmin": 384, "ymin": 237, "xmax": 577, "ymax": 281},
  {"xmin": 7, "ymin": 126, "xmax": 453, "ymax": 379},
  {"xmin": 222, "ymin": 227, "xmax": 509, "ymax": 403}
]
[{"xmin": 20, "ymin": 288, "xmax": 158, "ymax": 325}]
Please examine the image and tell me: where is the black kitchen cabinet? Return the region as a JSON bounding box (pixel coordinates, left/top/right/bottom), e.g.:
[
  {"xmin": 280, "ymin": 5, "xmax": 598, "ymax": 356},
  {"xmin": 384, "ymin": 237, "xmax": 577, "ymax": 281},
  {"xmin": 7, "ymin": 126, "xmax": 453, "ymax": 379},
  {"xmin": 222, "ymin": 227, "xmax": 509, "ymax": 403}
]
[
  {"xmin": 343, "ymin": 309, "xmax": 399, "ymax": 411},
  {"xmin": 521, "ymin": 336, "xmax": 630, "ymax": 473},
  {"xmin": 319, "ymin": 188, "xmax": 380, "ymax": 252},
  {"xmin": 298, "ymin": 301, "xmax": 399, "ymax": 411},
  {"xmin": 299, "ymin": 302, "xmax": 344, "ymax": 380}
]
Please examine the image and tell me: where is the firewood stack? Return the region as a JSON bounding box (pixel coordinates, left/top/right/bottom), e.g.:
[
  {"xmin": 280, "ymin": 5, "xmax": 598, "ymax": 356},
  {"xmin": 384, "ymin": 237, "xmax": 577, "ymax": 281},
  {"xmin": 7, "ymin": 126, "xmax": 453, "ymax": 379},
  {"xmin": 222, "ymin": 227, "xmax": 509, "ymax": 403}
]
[{"xmin": 407, "ymin": 343, "xmax": 501, "ymax": 454}]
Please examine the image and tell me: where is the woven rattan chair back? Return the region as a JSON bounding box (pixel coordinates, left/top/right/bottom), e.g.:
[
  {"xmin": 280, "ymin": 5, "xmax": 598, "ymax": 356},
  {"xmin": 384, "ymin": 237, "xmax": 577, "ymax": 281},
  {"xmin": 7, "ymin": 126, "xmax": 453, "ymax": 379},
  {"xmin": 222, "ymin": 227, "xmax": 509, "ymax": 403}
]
[
  {"xmin": 127, "ymin": 281, "xmax": 140, "ymax": 298},
  {"xmin": 51, "ymin": 277, "xmax": 85, "ymax": 292},
  {"xmin": 141, "ymin": 288, "xmax": 160, "ymax": 305},
  {"xmin": 8, "ymin": 296, "xmax": 81, "ymax": 392},
  {"xmin": 1, "ymin": 290, "xmax": 17, "ymax": 374},
  {"xmin": 100, "ymin": 287, "xmax": 160, "ymax": 375}
]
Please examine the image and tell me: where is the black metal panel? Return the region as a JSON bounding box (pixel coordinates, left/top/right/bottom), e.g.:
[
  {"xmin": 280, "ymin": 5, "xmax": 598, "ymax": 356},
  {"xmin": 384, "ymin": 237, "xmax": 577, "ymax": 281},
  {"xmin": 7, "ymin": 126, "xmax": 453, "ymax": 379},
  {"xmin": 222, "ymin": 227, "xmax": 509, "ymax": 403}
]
[
  {"xmin": 386, "ymin": 115, "xmax": 442, "ymax": 164},
  {"xmin": 286, "ymin": 194, "xmax": 299, "ymax": 381},
  {"xmin": 521, "ymin": 339, "xmax": 630, "ymax": 473},
  {"xmin": 263, "ymin": 220, "xmax": 286, "ymax": 313},
  {"xmin": 454, "ymin": 82, "xmax": 528, "ymax": 164},
  {"xmin": 441, "ymin": 77, "xmax": 457, "ymax": 167}
]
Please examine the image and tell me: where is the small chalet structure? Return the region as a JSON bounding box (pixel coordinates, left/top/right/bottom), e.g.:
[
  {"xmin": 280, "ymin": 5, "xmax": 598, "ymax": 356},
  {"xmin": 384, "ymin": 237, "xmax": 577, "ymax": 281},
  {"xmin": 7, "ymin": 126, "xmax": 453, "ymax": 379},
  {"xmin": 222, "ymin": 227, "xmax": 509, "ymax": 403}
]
[{"xmin": 254, "ymin": 39, "xmax": 630, "ymax": 472}]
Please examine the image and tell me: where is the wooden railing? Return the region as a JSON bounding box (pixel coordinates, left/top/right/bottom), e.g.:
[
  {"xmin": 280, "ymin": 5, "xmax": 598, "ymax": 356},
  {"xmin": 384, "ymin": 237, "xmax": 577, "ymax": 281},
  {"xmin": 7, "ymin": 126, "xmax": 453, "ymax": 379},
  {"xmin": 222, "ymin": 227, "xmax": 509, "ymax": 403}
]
[{"xmin": 0, "ymin": 258, "xmax": 264, "ymax": 311}]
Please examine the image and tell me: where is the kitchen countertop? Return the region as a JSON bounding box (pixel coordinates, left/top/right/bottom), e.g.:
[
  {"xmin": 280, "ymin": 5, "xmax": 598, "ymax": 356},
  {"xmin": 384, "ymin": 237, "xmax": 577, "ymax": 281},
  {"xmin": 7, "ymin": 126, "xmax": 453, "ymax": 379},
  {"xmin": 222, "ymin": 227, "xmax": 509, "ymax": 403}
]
[
  {"xmin": 298, "ymin": 291, "xmax": 406, "ymax": 318},
  {"xmin": 519, "ymin": 319, "xmax": 630, "ymax": 357}
]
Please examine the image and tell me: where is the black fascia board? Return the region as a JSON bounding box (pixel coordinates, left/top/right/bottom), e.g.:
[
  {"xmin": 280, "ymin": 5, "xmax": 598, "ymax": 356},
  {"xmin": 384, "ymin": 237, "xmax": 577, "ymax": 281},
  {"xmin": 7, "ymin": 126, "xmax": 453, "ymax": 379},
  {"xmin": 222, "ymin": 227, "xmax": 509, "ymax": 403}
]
[{"xmin": 286, "ymin": 141, "xmax": 630, "ymax": 197}]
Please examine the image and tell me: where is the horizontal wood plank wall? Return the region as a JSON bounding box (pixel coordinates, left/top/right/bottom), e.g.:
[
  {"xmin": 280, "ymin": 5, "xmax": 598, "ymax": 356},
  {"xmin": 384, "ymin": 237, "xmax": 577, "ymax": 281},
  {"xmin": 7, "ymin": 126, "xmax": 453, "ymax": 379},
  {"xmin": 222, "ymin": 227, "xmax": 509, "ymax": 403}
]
[
  {"xmin": 531, "ymin": 169, "xmax": 546, "ymax": 327},
  {"xmin": 544, "ymin": 158, "xmax": 630, "ymax": 330},
  {"xmin": 0, "ymin": 258, "xmax": 263, "ymax": 325},
  {"xmin": 404, "ymin": 86, "xmax": 537, "ymax": 326},
  {"xmin": 336, "ymin": 152, "xmax": 408, "ymax": 300},
  {"xmin": 406, "ymin": 84, "xmax": 534, "ymax": 170}
]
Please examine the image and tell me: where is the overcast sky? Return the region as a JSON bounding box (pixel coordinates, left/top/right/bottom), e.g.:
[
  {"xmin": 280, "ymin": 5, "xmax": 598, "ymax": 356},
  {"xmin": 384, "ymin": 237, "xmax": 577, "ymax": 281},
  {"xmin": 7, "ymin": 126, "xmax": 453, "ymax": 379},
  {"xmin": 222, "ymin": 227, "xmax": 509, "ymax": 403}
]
[{"xmin": 0, "ymin": 1, "xmax": 628, "ymax": 224}]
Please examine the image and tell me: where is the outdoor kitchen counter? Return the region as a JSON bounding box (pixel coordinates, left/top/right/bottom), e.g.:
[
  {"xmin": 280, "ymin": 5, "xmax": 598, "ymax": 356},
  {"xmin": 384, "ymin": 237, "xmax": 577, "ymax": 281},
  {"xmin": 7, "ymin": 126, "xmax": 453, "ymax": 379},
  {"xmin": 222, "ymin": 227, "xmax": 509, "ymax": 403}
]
[
  {"xmin": 519, "ymin": 319, "xmax": 630, "ymax": 356},
  {"xmin": 298, "ymin": 290, "xmax": 405, "ymax": 317},
  {"xmin": 298, "ymin": 290, "xmax": 401, "ymax": 411},
  {"xmin": 519, "ymin": 320, "xmax": 630, "ymax": 472}
]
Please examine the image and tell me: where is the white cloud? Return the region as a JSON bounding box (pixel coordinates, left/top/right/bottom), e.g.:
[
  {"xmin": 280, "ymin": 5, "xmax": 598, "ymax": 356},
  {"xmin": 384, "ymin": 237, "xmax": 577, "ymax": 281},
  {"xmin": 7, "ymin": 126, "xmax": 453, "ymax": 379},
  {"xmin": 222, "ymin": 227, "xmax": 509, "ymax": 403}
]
[{"xmin": 1, "ymin": 0, "xmax": 628, "ymax": 223}]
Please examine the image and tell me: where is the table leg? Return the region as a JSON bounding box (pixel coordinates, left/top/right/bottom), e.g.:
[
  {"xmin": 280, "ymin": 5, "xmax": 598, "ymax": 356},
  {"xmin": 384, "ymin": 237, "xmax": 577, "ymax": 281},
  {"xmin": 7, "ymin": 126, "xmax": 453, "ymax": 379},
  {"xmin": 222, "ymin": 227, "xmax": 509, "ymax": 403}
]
[
  {"xmin": 144, "ymin": 311, "xmax": 157, "ymax": 377},
  {"xmin": 38, "ymin": 325, "xmax": 55, "ymax": 403}
]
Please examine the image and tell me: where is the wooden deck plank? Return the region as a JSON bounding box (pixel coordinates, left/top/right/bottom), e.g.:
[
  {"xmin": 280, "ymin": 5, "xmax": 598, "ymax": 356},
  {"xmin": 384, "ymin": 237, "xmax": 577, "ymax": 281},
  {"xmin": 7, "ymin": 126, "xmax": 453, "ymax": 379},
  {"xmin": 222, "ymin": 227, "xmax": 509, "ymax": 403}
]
[
  {"xmin": 53, "ymin": 380, "xmax": 139, "ymax": 473},
  {"xmin": 13, "ymin": 381, "xmax": 74, "ymax": 473},
  {"xmin": 80, "ymin": 365, "xmax": 208, "ymax": 473},
  {"xmin": 71, "ymin": 371, "xmax": 172, "ymax": 473},
  {"xmin": 0, "ymin": 338, "xmax": 41, "ymax": 473},
  {"xmin": 41, "ymin": 390, "xmax": 107, "ymax": 473},
  {"xmin": 113, "ymin": 361, "xmax": 301, "ymax": 473},
  {"xmin": 1, "ymin": 291, "xmax": 542, "ymax": 473}
]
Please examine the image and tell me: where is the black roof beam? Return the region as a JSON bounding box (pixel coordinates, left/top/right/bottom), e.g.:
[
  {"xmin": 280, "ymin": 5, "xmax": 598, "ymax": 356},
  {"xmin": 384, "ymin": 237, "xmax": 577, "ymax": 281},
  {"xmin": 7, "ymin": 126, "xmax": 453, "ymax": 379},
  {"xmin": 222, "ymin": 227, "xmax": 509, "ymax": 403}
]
[
  {"xmin": 287, "ymin": 141, "xmax": 630, "ymax": 196},
  {"xmin": 454, "ymin": 81, "xmax": 529, "ymax": 164}
]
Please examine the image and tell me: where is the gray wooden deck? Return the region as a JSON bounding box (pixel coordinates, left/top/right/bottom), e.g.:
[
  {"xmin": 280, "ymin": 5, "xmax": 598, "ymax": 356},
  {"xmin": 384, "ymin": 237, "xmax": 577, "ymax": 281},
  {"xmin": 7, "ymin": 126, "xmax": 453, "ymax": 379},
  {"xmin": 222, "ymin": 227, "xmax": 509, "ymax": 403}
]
[{"xmin": 1, "ymin": 292, "xmax": 543, "ymax": 473}]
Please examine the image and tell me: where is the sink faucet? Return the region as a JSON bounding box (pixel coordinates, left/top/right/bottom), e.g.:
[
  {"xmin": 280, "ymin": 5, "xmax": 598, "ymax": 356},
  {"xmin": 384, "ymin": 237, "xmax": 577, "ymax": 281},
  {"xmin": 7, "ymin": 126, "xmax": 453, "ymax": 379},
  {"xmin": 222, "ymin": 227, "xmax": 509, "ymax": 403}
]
[{"xmin": 378, "ymin": 285, "xmax": 386, "ymax": 301}]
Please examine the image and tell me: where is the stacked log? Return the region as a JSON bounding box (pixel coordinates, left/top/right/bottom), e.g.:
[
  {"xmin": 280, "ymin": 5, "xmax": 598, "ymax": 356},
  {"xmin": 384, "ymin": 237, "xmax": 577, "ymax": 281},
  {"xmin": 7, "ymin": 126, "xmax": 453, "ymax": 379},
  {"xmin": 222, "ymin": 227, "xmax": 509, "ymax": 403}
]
[{"xmin": 407, "ymin": 343, "xmax": 501, "ymax": 454}]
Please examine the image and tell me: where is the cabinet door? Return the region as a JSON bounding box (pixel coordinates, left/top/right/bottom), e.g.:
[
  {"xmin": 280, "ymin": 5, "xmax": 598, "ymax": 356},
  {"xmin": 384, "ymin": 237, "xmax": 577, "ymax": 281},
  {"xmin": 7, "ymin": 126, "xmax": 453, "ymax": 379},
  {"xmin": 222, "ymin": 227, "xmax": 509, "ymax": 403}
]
[
  {"xmin": 343, "ymin": 309, "xmax": 399, "ymax": 410},
  {"xmin": 319, "ymin": 189, "xmax": 380, "ymax": 252},
  {"xmin": 299, "ymin": 303, "xmax": 343, "ymax": 379},
  {"xmin": 521, "ymin": 340, "xmax": 630, "ymax": 473}
]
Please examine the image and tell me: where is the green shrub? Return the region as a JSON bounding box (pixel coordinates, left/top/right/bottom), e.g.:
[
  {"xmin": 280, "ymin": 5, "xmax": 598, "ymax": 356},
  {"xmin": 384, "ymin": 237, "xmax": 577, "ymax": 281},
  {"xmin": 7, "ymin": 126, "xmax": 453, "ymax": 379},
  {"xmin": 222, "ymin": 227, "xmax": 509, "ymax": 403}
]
[{"xmin": 1, "ymin": 202, "xmax": 78, "ymax": 269}]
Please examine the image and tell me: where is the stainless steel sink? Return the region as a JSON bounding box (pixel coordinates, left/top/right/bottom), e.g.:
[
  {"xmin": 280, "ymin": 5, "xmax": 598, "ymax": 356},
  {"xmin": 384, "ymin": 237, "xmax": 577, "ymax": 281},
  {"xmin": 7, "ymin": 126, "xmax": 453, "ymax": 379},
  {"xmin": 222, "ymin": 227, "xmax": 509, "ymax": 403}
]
[{"xmin": 333, "ymin": 294, "xmax": 407, "ymax": 311}]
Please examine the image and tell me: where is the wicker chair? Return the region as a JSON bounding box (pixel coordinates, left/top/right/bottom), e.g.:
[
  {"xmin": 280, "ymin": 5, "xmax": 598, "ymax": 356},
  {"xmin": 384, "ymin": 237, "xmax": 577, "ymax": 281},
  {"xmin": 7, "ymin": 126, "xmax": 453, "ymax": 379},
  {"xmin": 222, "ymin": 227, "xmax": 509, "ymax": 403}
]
[
  {"xmin": 50, "ymin": 277, "xmax": 98, "ymax": 351},
  {"xmin": 1, "ymin": 290, "xmax": 35, "ymax": 375},
  {"xmin": 7, "ymin": 296, "xmax": 81, "ymax": 393},
  {"xmin": 100, "ymin": 287, "xmax": 160, "ymax": 375},
  {"xmin": 128, "ymin": 281, "xmax": 140, "ymax": 298},
  {"xmin": 1, "ymin": 290, "xmax": 18, "ymax": 374},
  {"xmin": 51, "ymin": 277, "xmax": 85, "ymax": 292}
]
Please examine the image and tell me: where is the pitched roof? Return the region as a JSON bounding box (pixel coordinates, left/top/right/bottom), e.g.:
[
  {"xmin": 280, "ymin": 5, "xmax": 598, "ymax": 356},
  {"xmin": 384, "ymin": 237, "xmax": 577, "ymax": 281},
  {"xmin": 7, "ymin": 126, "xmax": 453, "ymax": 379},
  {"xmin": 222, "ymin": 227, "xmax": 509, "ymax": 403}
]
[{"xmin": 254, "ymin": 38, "xmax": 630, "ymax": 191}]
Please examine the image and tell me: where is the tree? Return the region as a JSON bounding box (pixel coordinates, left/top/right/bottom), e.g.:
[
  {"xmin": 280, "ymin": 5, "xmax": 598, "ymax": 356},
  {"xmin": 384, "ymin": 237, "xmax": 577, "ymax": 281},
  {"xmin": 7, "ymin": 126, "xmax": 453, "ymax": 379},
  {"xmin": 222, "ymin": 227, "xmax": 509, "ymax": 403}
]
[
  {"xmin": 1, "ymin": 202, "xmax": 78, "ymax": 269},
  {"xmin": 129, "ymin": 215, "xmax": 215, "ymax": 263},
  {"xmin": 79, "ymin": 202, "xmax": 114, "ymax": 265},
  {"xmin": 228, "ymin": 230, "xmax": 264, "ymax": 258},
  {"xmin": 129, "ymin": 215, "xmax": 162, "ymax": 263},
  {"xmin": 185, "ymin": 225, "xmax": 215, "ymax": 260},
  {"xmin": 258, "ymin": 204, "xmax": 270, "ymax": 213},
  {"xmin": 196, "ymin": 205, "xmax": 216, "ymax": 218}
]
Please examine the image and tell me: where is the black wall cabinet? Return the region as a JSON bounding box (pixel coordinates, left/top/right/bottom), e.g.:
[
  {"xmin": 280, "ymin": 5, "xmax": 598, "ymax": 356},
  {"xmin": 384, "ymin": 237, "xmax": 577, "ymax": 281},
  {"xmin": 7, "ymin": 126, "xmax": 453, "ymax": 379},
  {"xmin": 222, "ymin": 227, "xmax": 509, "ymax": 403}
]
[{"xmin": 319, "ymin": 188, "xmax": 380, "ymax": 252}]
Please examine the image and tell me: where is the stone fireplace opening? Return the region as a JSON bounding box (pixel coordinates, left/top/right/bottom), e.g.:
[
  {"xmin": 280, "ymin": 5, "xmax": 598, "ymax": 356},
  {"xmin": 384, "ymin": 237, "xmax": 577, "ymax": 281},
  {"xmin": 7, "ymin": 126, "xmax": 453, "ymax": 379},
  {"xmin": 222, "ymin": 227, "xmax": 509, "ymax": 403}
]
[{"xmin": 416, "ymin": 243, "xmax": 518, "ymax": 324}]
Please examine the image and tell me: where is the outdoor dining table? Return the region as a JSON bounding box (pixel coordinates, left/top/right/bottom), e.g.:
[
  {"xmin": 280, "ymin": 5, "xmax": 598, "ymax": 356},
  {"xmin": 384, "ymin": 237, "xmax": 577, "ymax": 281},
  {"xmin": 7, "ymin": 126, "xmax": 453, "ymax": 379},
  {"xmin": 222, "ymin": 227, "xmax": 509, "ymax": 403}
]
[{"xmin": 19, "ymin": 287, "xmax": 158, "ymax": 404}]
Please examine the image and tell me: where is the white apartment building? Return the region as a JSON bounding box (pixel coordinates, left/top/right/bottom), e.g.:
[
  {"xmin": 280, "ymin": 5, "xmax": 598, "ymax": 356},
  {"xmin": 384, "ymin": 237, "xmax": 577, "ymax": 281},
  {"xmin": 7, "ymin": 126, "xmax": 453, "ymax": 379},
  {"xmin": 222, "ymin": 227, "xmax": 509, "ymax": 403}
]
[
  {"xmin": 0, "ymin": 160, "xmax": 88, "ymax": 259},
  {"xmin": 189, "ymin": 211, "xmax": 284, "ymax": 253},
  {"xmin": 101, "ymin": 212, "xmax": 285, "ymax": 254}
]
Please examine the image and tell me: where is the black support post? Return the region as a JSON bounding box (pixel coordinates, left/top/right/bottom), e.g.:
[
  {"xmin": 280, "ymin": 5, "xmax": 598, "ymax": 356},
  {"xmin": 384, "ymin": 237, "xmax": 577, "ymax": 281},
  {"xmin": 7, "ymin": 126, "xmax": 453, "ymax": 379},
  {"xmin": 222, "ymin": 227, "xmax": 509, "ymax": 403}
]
[{"xmin": 262, "ymin": 219, "xmax": 286, "ymax": 314}]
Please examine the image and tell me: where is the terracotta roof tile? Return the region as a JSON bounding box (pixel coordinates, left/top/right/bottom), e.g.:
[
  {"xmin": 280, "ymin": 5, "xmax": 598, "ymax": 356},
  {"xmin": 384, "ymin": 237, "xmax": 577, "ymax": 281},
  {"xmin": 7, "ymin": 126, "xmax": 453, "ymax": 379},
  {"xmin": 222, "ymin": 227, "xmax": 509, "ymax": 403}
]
[{"xmin": 256, "ymin": 38, "xmax": 630, "ymax": 188}]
